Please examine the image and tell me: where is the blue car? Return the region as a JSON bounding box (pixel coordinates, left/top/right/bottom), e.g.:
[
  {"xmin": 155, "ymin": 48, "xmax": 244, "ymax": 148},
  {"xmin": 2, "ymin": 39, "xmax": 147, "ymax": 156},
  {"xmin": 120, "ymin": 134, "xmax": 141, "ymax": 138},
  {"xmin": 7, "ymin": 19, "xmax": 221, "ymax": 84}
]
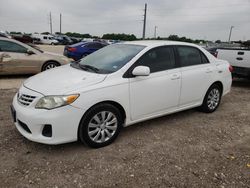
[{"xmin": 64, "ymin": 41, "xmax": 107, "ymax": 60}]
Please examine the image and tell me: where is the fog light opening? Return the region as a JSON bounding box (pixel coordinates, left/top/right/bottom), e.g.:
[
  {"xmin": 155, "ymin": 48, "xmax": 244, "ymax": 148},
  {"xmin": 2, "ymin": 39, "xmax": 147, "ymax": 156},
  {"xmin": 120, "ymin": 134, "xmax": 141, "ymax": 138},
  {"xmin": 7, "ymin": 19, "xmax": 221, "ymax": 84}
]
[{"xmin": 42, "ymin": 124, "xmax": 52, "ymax": 137}]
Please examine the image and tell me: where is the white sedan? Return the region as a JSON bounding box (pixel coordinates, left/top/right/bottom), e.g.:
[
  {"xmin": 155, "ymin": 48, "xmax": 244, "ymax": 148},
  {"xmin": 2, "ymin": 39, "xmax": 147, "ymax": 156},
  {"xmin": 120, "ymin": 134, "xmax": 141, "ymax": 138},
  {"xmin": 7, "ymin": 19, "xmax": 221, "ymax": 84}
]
[{"xmin": 11, "ymin": 41, "xmax": 232, "ymax": 148}]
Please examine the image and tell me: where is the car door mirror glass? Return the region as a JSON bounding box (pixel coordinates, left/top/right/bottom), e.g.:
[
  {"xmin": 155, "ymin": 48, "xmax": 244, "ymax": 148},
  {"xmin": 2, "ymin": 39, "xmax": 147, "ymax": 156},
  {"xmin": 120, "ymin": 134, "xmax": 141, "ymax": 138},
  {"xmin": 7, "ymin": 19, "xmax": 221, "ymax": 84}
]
[{"xmin": 132, "ymin": 66, "xmax": 150, "ymax": 76}]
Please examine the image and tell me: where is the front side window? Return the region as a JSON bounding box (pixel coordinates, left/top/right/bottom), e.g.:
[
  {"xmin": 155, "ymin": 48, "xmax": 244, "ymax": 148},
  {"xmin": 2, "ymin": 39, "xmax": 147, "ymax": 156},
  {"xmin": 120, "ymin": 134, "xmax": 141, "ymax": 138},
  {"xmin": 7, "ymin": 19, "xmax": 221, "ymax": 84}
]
[
  {"xmin": 177, "ymin": 46, "xmax": 208, "ymax": 67},
  {"xmin": 135, "ymin": 46, "xmax": 176, "ymax": 73},
  {"xmin": 0, "ymin": 40, "xmax": 27, "ymax": 53}
]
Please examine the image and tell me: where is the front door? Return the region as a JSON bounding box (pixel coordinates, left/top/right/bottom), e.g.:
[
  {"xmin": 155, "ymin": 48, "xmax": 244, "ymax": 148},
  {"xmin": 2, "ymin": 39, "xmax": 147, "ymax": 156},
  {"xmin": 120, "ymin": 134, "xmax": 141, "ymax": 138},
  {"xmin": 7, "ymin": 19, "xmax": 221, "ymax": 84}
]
[{"xmin": 128, "ymin": 46, "xmax": 181, "ymax": 121}]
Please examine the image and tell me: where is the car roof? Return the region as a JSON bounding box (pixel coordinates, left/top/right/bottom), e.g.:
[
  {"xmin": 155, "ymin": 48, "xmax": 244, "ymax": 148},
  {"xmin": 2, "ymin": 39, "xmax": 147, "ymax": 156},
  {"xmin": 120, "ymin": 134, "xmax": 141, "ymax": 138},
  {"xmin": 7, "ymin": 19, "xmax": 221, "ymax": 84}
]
[{"xmin": 124, "ymin": 40, "xmax": 199, "ymax": 48}]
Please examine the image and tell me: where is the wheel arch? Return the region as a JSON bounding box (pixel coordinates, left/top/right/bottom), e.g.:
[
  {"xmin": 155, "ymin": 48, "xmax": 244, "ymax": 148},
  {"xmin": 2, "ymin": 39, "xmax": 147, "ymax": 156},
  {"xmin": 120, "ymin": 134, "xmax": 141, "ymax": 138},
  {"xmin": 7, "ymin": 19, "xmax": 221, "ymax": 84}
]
[
  {"xmin": 211, "ymin": 81, "xmax": 223, "ymax": 94},
  {"xmin": 202, "ymin": 81, "xmax": 224, "ymax": 103},
  {"xmin": 77, "ymin": 100, "xmax": 127, "ymax": 139},
  {"xmin": 41, "ymin": 60, "xmax": 61, "ymax": 71}
]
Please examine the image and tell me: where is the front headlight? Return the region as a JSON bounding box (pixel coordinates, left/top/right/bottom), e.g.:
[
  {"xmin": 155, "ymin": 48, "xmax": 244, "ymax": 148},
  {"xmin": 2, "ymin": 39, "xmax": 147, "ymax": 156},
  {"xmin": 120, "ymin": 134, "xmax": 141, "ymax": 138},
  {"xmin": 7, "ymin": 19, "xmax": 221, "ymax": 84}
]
[{"xmin": 35, "ymin": 94, "xmax": 79, "ymax": 110}]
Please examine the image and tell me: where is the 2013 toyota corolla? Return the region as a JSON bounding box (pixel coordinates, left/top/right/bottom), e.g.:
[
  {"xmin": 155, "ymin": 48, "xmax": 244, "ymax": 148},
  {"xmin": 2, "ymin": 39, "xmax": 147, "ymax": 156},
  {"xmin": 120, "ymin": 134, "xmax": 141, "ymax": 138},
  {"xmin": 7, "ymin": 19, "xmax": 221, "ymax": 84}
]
[{"xmin": 11, "ymin": 41, "xmax": 232, "ymax": 148}]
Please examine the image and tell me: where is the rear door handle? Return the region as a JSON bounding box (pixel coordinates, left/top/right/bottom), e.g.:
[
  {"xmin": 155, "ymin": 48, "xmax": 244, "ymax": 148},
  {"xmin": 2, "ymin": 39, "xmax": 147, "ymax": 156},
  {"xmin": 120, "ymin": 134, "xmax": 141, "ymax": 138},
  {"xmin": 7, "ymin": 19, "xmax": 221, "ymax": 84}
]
[
  {"xmin": 171, "ymin": 74, "xmax": 180, "ymax": 80},
  {"xmin": 205, "ymin": 68, "xmax": 213, "ymax": 73},
  {"xmin": 236, "ymin": 57, "xmax": 243, "ymax": 61}
]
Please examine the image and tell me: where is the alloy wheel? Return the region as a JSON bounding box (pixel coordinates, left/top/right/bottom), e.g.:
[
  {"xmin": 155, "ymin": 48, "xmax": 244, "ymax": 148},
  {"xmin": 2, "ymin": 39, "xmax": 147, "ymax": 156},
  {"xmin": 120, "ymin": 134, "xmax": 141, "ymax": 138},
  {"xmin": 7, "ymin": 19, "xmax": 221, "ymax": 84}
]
[
  {"xmin": 45, "ymin": 63, "xmax": 57, "ymax": 70},
  {"xmin": 207, "ymin": 88, "xmax": 220, "ymax": 110},
  {"xmin": 87, "ymin": 111, "xmax": 118, "ymax": 143}
]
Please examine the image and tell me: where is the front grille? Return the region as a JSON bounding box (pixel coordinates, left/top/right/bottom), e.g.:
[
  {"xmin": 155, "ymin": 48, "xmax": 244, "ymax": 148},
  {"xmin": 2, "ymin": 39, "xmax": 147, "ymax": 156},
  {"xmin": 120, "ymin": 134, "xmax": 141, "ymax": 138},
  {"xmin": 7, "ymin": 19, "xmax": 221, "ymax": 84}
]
[{"xmin": 18, "ymin": 93, "xmax": 36, "ymax": 106}]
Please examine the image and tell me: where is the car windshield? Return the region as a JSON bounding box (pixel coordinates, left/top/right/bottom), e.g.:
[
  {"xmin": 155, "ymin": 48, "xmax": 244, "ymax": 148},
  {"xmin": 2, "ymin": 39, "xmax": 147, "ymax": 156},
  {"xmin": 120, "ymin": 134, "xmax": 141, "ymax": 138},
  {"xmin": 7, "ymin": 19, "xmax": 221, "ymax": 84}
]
[{"xmin": 78, "ymin": 44, "xmax": 145, "ymax": 74}]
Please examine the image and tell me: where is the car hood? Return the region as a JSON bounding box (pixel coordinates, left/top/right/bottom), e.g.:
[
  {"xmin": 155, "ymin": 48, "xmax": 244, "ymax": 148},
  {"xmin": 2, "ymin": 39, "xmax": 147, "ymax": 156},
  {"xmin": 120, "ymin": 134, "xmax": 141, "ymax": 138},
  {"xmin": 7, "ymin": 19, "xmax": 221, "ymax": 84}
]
[{"xmin": 23, "ymin": 64, "xmax": 107, "ymax": 95}]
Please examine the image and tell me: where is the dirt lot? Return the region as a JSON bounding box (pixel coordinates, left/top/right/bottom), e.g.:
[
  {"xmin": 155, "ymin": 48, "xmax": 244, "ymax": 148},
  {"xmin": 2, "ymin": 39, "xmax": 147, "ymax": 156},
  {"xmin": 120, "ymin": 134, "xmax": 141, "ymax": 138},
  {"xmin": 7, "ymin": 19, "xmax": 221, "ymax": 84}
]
[{"xmin": 0, "ymin": 79, "xmax": 250, "ymax": 188}]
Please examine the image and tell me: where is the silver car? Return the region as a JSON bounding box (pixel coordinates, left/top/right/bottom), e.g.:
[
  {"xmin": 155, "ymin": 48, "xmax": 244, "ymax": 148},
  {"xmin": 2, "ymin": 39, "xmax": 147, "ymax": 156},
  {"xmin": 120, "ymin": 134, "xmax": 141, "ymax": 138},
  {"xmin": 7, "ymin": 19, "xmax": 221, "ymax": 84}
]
[{"xmin": 0, "ymin": 37, "xmax": 71, "ymax": 75}]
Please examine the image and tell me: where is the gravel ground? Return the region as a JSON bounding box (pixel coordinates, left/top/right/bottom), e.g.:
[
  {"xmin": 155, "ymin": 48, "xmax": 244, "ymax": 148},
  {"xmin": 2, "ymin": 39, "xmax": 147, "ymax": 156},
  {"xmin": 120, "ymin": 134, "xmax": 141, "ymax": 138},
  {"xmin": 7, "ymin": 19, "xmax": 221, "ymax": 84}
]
[{"xmin": 0, "ymin": 79, "xmax": 250, "ymax": 188}]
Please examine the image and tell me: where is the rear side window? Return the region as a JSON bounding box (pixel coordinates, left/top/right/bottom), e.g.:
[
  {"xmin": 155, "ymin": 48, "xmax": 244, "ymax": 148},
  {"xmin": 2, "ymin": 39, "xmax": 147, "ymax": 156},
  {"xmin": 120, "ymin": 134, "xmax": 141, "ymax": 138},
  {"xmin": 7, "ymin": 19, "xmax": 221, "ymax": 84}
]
[
  {"xmin": 43, "ymin": 36, "xmax": 47, "ymax": 39},
  {"xmin": 86, "ymin": 43, "xmax": 103, "ymax": 49},
  {"xmin": 0, "ymin": 40, "xmax": 27, "ymax": 53},
  {"xmin": 201, "ymin": 52, "xmax": 209, "ymax": 63},
  {"xmin": 136, "ymin": 46, "xmax": 176, "ymax": 73},
  {"xmin": 177, "ymin": 46, "xmax": 208, "ymax": 67}
]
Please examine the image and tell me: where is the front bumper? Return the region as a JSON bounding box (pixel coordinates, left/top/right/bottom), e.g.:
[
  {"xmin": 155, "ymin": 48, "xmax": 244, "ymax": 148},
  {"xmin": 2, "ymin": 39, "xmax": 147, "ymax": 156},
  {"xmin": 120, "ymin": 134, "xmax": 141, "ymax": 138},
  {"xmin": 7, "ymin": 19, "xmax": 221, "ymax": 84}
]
[{"xmin": 12, "ymin": 87, "xmax": 84, "ymax": 145}]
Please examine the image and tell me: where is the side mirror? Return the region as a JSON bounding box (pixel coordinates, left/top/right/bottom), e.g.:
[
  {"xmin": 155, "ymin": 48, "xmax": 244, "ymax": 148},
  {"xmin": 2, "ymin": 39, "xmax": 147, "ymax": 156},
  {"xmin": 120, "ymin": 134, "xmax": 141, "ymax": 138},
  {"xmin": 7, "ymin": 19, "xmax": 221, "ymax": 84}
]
[
  {"xmin": 132, "ymin": 66, "xmax": 150, "ymax": 77},
  {"xmin": 26, "ymin": 50, "xmax": 35, "ymax": 55}
]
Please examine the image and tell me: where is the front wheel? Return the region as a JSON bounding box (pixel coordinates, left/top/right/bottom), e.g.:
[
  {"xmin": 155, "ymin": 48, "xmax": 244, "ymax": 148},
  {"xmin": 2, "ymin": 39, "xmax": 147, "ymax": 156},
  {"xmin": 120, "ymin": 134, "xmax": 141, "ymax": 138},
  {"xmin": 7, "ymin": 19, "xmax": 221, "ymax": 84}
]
[
  {"xmin": 199, "ymin": 84, "xmax": 222, "ymax": 113},
  {"xmin": 42, "ymin": 61, "xmax": 60, "ymax": 71},
  {"xmin": 78, "ymin": 104, "xmax": 123, "ymax": 148}
]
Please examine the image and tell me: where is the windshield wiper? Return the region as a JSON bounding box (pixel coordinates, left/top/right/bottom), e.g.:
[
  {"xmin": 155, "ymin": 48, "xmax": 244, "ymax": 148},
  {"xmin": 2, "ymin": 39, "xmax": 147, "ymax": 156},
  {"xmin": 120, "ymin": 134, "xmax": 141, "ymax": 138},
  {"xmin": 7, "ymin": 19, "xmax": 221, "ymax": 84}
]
[{"xmin": 79, "ymin": 64, "xmax": 100, "ymax": 73}]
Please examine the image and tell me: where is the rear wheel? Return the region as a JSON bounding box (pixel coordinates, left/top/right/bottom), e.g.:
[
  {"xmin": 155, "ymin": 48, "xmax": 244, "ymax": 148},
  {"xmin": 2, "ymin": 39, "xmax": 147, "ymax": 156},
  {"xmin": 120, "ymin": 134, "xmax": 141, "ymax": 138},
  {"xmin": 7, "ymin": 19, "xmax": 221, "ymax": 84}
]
[
  {"xmin": 42, "ymin": 61, "xmax": 60, "ymax": 71},
  {"xmin": 199, "ymin": 84, "xmax": 222, "ymax": 113},
  {"xmin": 78, "ymin": 103, "xmax": 123, "ymax": 148}
]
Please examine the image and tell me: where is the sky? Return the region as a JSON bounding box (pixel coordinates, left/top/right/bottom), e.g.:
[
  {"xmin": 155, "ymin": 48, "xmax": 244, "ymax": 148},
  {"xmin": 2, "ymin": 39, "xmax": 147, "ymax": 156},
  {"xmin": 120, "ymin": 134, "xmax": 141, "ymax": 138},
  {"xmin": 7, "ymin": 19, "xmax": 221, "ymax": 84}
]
[{"xmin": 0, "ymin": 0, "xmax": 249, "ymax": 41}]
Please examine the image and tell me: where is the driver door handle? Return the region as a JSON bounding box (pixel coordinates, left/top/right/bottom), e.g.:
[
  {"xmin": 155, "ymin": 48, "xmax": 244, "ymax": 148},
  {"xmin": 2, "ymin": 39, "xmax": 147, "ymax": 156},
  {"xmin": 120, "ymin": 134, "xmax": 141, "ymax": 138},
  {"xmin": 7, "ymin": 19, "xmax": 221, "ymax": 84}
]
[
  {"xmin": 205, "ymin": 68, "xmax": 213, "ymax": 73},
  {"xmin": 1, "ymin": 53, "xmax": 12, "ymax": 62},
  {"xmin": 2, "ymin": 53, "xmax": 11, "ymax": 58}
]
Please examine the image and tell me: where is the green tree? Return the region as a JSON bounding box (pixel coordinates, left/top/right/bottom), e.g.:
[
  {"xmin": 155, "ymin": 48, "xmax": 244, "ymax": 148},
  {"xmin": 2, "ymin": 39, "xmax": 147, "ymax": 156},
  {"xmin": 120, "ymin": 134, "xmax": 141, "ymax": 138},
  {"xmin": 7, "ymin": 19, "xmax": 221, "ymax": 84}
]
[{"xmin": 102, "ymin": 33, "xmax": 137, "ymax": 41}]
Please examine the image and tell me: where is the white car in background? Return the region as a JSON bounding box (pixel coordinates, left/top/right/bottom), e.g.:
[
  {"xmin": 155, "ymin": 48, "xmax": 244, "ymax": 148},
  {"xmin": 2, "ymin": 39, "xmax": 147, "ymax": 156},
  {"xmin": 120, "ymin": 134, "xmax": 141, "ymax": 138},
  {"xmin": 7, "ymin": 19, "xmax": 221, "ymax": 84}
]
[
  {"xmin": 32, "ymin": 34, "xmax": 59, "ymax": 45},
  {"xmin": 217, "ymin": 48, "xmax": 250, "ymax": 79},
  {"xmin": 11, "ymin": 41, "xmax": 232, "ymax": 148}
]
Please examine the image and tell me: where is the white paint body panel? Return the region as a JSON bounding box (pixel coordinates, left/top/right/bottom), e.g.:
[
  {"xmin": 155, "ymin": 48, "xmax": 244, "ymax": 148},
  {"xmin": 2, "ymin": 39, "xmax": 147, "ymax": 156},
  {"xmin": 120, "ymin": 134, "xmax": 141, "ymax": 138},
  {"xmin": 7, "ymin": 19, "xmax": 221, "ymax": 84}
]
[{"xmin": 217, "ymin": 49, "xmax": 250, "ymax": 68}]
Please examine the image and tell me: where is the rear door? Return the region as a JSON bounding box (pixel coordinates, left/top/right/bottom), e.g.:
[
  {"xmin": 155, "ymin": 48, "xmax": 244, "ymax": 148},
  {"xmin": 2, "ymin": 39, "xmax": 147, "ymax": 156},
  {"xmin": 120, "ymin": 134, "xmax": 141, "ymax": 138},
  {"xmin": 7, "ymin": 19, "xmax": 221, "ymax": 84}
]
[{"xmin": 176, "ymin": 46, "xmax": 215, "ymax": 107}]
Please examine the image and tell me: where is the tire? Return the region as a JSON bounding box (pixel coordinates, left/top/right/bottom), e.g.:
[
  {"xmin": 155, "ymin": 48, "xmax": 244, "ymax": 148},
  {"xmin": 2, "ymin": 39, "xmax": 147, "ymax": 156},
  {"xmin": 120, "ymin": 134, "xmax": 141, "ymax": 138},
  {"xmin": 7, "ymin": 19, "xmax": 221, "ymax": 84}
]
[
  {"xmin": 51, "ymin": 42, "xmax": 54, "ymax": 45},
  {"xmin": 78, "ymin": 103, "xmax": 123, "ymax": 148},
  {"xmin": 42, "ymin": 61, "xmax": 60, "ymax": 71},
  {"xmin": 199, "ymin": 84, "xmax": 222, "ymax": 113}
]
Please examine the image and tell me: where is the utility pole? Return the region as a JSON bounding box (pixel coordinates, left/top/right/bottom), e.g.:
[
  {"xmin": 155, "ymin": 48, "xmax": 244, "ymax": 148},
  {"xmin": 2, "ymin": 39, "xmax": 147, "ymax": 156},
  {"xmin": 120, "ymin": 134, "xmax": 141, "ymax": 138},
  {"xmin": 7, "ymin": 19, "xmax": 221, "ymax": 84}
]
[
  {"xmin": 49, "ymin": 12, "xmax": 53, "ymax": 34},
  {"xmin": 60, "ymin": 13, "xmax": 62, "ymax": 34},
  {"xmin": 142, "ymin": 3, "xmax": 147, "ymax": 39},
  {"xmin": 228, "ymin": 26, "xmax": 234, "ymax": 43},
  {"xmin": 154, "ymin": 26, "xmax": 157, "ymax": 39}
]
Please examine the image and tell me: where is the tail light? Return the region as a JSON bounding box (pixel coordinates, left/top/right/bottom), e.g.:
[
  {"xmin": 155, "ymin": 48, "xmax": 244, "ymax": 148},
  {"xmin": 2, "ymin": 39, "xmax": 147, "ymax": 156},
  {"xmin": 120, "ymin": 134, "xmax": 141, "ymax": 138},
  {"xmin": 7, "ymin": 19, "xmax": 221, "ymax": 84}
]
[
  {"xmin": 67, "ymin": 47, "xmax": 77, "ymax": 52},
  {"xmin": 229, "ymin": 65, "xmax": 233, "ymax": 72}
]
